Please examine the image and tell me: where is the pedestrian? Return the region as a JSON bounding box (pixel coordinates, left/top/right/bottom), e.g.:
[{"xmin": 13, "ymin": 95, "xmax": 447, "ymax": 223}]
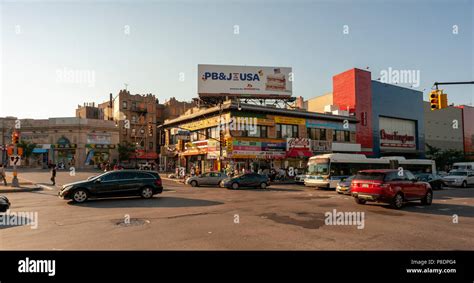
[
  {"xmin": 0, "ymin": 164, "xmax": 7, "ymax": 186},
  {"xmin": 50, "ymin": 164, "xmax": 57, "ymax": 186}
]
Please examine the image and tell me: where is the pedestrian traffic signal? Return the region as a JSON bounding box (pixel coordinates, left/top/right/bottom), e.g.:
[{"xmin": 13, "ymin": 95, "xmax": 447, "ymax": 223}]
[
  {"xmin": 12, "ymin": 131, "xmax": 20, "ymax": 144},
  {"xmin": 430, "ymin": 90, "xmax": 448, "ymax": 110}
]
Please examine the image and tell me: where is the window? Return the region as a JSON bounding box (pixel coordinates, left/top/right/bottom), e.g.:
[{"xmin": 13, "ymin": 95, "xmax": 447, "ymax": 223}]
[
  {"xmin": 140, "ymin": 128, "xmax": 145, "ymax": 134},
  {"xmin": 246, "ymin": 125, "xmax": 268, "ymax": 138},
  {"xmin": 122, "ymin": 101, "xmax": 128, "ymax": 109},
  {"xmin": 102, "ymin": 172, "xmax": 120, "ymax": 181},
  {"xmin": 131, "ymin": 129, "xmax": 136, "ymax": 136},
  {"xmin": 276, "ymin": 124, "xmax": 298, "ymax": 138},
  {"xmin": 333, "ymin": 130, "xmax": 351, "ymax": 142},
  {"xmin": 131, "ymin": 115, "xmax": 137, "ymax": 123},
  {"xmin": 307, "ymin": 128, "xmax": 327, "ymax": 140}
]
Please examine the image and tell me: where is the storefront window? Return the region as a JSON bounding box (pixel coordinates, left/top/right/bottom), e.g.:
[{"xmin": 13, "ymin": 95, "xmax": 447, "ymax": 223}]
[
  {"xmin": 332, "ymin": 130, "xmax": 351, "ymax": 142},
  {"xmin": 277, "ymin": 124, "xmax": 298, "ymax": 138}
]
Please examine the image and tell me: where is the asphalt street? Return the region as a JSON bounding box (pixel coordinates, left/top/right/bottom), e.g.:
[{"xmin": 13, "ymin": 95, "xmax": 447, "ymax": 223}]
[{"xmin": 0, "ymin": 169, "xmax": 472, "ymax": 250}]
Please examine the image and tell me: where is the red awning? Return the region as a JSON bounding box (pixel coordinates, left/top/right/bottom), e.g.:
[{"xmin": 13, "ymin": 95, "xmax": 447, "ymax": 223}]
[
  {"xmin": 131, "ymin": 151, "xmax": 159, "ymax": 159},
  {"xmin": 286, "ymin": 148, "xmax": 313, "ymax": 158}
]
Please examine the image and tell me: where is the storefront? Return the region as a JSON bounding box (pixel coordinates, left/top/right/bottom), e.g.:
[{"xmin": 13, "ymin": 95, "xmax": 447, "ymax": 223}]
[{"xmin": 53, "ymin": 137, "xmax": 77, "ymax": 168}]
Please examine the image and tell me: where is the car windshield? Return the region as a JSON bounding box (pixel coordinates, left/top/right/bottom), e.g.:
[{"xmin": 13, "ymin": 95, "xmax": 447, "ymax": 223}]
[
  {"xmin": 355, "ymin": 172, "xmax": 385, "ymax": 181},
  {"xmin": 448, "ymin": 172, "xmax": 467, "ymax": 176}
]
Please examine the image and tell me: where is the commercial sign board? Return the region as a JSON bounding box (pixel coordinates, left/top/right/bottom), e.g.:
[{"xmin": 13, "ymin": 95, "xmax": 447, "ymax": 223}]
[
  {"xmin": 198, "ymin": 64, "xmax": 292, "ymax": 98},
  {"xmin": 306, "ymin": 119, "xmax": 355, "ymax": 131},
  {"xmin": 87, "ymin": 134, "xmax": 111, "ymax": 144},
  {"xmin": 379, "ymin": 116, "xmax": 416, "ymax": 150},
  {"xmin": 286, "ymin": 138, "xmax": 310, "ymax": 151},
  {"xmin": 274, "ymin": 116, "xmax": 305, "ymax": 125}
]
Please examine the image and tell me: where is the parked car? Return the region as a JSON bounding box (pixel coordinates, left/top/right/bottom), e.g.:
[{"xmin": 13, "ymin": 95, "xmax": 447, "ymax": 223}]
[
  {"xmin": 295, "ymin": 173, "xmax": 311, "ymax": 184},
  {"xmin": 415, "ymin": 173, "xmax": 445, "ymax": 190},
  {"xmin": 0, "ymin": 195, "xmax": 10, "ymax": 212},
  {"xmin": 336, "ymin": 175, "xmax": 355, "ymax": 195},
  {"xmin": 442, "ymin": 170, "xmax": 474, "ymax": 188},
  {"xmin": 221, "ymin": 173, "xmax": 270, "ymax": 190},
  {"xmin": 351, "ymin": 169, "xmax": 432, "ymax": 209},
  {"xmin": 186, "ymin": 172, "xmax": 228, "ymax": 187},
  {"xmin": 58, "ymin": 170, "xmax": 163, "ymax": 203}
]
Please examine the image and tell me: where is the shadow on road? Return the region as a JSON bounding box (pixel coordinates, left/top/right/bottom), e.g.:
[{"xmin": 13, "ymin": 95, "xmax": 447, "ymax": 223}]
[
  {"xmin": 436, "ymin": 189, "xmax": 474, "ymax": 199},
  {"xmin": 69, "ymin": 196, "xmax": 223, "ymax": 208}
]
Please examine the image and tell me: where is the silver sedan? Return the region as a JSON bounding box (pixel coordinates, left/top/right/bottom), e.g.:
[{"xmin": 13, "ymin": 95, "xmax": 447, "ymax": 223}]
[{"xmin": 186, "ymin": 172, "xmax": 228, "ymax": 187}]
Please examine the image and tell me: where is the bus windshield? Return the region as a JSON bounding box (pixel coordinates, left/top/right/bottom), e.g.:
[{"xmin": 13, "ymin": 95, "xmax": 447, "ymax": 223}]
[{"xmin": 308, "ymin": 158, "xmax": 329, "ymax": 175}]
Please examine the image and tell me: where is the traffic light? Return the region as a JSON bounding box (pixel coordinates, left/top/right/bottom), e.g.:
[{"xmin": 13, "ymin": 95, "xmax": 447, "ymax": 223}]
[
  {"xmin": 430, "ymin": 90, "xmax": 448, "ymax": 110},
  {"xmin": 12, "ymin": 131, "xmax": 20, "ymax": 144}
]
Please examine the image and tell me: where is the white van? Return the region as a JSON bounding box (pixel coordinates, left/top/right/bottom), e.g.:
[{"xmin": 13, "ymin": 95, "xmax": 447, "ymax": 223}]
[{"xmin": 452, "ymin": 162, "xmax": 474, "ymax": 171}]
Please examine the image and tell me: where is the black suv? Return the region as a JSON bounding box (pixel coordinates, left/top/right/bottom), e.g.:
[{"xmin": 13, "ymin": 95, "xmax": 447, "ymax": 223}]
[{"xmin": 58, "ymin": 170, "xmax": 163, "ymax": 203}]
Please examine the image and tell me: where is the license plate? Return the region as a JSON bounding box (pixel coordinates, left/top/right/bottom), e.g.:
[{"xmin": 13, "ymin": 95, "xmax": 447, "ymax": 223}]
[{"xmin": 362, "ymin": 184, "xmax": 369, "ymax": 188}]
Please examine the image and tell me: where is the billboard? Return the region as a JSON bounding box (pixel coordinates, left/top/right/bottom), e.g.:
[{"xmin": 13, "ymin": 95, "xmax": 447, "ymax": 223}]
[
  {"xmin": 198, "ymin": 64, "xmax": 292, "ymax": 98},
  {"xmin": 379, "ymin": 116, "xmax": 416, "ymax": 150}
]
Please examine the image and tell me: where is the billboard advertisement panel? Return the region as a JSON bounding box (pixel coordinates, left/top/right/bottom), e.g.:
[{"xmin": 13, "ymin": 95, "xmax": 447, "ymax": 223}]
[
  {"xmin": 379, "ymin": 116, "xmax": 416, "ymax": 150},
  {"xmin": 198, "ymin": 64, "xmax": 292, "ymax": 98}
]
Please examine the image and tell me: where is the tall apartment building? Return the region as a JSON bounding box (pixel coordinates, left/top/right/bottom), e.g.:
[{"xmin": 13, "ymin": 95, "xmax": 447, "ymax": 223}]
[{"xmin": 111, "ymin": 90, "xmax": 159, "ymax": 159}]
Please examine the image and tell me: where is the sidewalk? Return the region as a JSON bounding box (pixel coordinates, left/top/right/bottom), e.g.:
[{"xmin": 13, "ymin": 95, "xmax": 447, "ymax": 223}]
[{"xmin": 0, "ymin": 176, "xmax": 42, "ymax": 193}]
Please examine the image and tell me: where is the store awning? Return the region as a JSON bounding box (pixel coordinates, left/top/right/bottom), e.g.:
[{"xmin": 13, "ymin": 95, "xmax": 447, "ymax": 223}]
[
  {"xmin": 286, "ymin": 148, "xmax": 313, "ymax": 158},
  {"xmin": 32, "ymin": 148, "xmax": 48, "ymax": 154}
]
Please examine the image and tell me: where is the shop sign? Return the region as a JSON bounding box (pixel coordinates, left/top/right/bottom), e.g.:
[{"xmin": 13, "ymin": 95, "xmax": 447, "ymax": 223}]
[
  {"xmin": 286, "ymin": 138, "xmax": 310, "ymax": 151},
  {"xmin": 87, "ymin": 134, "xmax": 111, "ymax": 144},
  {"xmin": 274, "ymin": 116, "xmax": 305, "ymax": 125},
  {"xmin": 379, "ymin": 117, "xmax": 416, "ymax": 150},
  {"xmin": 87, "ymin": 144, "xmax": 116, "ymax": 149},
  {"xmin": 306, "ymin": 119, "xmax": 355, "ymax": 131},
  {"xmin": 53, "ymin": 143, "xmax": 77, "ymax": 149},
  {"xmin": 180, "ymin": 114, "xmax": 230, "ymax": 131}
]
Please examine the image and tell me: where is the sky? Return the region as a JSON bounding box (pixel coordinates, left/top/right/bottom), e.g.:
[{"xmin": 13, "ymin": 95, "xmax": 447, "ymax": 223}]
[{"xmin": 1, "ymin": 0, "xmax": 473, "ymax": 119}]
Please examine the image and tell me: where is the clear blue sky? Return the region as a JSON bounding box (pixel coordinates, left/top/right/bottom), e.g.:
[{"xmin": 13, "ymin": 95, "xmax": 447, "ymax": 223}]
[{"xmin": 1, "ymin": 0, "xmax": 473, "ymax": 119}]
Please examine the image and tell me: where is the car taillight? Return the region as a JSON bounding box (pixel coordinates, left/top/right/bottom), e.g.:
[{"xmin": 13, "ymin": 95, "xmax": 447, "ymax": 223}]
[{"xmin": 155, "ymin": 179, "xmax": 162, "ymax": 186}]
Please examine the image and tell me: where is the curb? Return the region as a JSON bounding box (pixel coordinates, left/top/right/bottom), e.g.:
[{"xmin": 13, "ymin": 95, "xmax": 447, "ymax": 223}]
[
  {"xmin": 0, "ymin": 186, "xmax": 42, "ymax": 193},
  {"xmin": 36, "ymin": 184, "xmax": 56, "ymax": 191}
]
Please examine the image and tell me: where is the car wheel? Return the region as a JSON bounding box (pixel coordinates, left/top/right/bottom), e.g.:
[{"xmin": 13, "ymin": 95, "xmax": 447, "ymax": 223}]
[
  {"xmin": 354, "ymin": 198, "xmax": 366, "ymax": 205},
  {"xmin": 190, "ymin": 180, "xmax": 198, "ymax": 187},
  {"xmin": 72, "ymin": 189, "xmax": 88, "ymax": 203},
  {"xmin": 462, "ymin": 181, "xmax": 467, "ymax": 188},
  {"xmin": 391, "ymin": 193, "xmax": 404, "ymax": 209},
  {"xmin": 231, "ymin": 182, "xmax": 239, "ymax": 190},
  {"xmin": 421, "ymin": 190, "xmax": 433, "ymax": 205},
  {"xmin": 140, "ymin": 187, "xmax": 154, "ymax": 199},
  {"xmin": 260, "ymin": 182, "xmax": 267, "ymax": 189}
]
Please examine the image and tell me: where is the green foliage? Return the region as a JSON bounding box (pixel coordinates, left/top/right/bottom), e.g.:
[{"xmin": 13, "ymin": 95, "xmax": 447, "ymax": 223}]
[
  {"xmin": 118, "ymin": 142, "xmax": 136, "ymax": 161},
  {"xmin": 425, "ymin": 143, "xmax": 467, "ymax": 170},
  {"xmin": 18, "ymin": 140, "xmax": 37, "ymax": 166}
]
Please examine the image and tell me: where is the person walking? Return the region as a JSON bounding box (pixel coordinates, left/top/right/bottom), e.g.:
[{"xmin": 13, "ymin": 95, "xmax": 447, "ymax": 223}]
[
  {"xmin": 50, "ymin": 164, "xmax": 57, "ymax": 186},
  {"xmin": 0, "ymin": 164, "xmax": 7, "ymax": 186}
]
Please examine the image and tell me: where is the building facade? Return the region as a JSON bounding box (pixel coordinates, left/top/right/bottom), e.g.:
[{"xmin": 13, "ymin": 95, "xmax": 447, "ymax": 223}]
[
  {"xmin": 0, "ymin": 117, "xmax": 119, "ymax": 169},
  {"xmin": 423, "ymin": 101, "xmax": 464, "ymax": 152},
  {"xmin": 308, "ymin": 68, "xmax": 425, "ymax": 158},
  {"xmin": 160, "ymin": 100, "xmax": 360, "ymax": 173}
]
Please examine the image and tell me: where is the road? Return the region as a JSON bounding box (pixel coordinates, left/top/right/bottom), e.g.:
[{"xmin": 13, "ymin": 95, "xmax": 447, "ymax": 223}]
[{"xmin": 0, "ymin": 169, "xmax": 473, "ymax": 250}]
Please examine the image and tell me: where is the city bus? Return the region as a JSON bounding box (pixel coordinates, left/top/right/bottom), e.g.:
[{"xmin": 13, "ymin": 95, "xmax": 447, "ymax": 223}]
[{"xmin": 305, "ymin": 153, "xmax": 436, "ymax": 188}]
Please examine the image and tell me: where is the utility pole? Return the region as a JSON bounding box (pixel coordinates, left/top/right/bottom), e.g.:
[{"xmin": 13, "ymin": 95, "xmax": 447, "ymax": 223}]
[{"xmin": 11, "ymin": 131, "xmax": 20, "ymax": 187}]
